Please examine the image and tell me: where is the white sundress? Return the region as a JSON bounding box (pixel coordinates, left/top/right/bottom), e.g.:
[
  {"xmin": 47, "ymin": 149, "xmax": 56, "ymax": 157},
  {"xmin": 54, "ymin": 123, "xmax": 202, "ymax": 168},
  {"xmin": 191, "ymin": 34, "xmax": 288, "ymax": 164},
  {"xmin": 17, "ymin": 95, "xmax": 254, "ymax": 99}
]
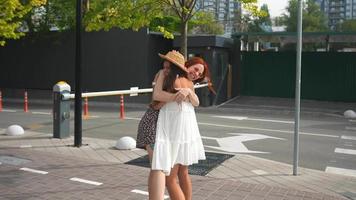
[{"xmin": 151, "ymin": 101, "xmax": 206, "ymax": 176}]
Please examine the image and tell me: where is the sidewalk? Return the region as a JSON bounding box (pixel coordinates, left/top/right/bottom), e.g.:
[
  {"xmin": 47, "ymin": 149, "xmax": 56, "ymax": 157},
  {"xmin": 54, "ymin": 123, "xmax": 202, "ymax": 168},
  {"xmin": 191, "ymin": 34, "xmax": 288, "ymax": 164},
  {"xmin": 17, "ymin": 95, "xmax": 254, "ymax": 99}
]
[{"xmin": 1, "ymin": 129, "xmax": 355, "ymax": 200}]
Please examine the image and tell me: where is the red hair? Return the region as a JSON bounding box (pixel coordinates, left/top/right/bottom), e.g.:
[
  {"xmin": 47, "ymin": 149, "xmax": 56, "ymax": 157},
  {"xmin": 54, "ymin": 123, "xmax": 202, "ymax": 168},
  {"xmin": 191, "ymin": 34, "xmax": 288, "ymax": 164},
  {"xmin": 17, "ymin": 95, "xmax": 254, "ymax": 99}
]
[{"xmin": 185, "ymin": 57, "xmax": 216, "ymax": 95}]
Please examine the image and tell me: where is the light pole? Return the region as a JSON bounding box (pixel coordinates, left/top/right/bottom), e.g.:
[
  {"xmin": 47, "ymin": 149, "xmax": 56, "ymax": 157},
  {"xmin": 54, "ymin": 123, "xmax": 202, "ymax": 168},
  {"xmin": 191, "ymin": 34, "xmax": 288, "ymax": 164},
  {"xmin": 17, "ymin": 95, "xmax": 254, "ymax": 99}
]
[
  {"xmin": 293, "ymin": 0, "xmax": 303, "ymax": 176},
  {"xmin": 74, "ymin": 0, "xmax": 83, "ymax": 147}
]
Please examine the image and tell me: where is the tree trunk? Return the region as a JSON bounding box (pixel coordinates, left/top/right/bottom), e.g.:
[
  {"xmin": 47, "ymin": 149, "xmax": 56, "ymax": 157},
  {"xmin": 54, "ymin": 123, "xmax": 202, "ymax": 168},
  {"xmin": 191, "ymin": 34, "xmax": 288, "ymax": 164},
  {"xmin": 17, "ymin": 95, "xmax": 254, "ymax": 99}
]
[{"xmin": 180, "ymin": 20, "xmax": 188, "ymax": 59}]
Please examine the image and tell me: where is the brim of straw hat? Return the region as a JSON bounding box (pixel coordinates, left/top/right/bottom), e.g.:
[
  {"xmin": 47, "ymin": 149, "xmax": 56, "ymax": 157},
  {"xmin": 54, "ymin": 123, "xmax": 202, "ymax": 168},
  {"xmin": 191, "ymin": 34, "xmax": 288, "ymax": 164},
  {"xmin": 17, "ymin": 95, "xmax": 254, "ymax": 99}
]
[{"xmin": 158, "ymin": 53, "xmax": 188, "ymax": 73}]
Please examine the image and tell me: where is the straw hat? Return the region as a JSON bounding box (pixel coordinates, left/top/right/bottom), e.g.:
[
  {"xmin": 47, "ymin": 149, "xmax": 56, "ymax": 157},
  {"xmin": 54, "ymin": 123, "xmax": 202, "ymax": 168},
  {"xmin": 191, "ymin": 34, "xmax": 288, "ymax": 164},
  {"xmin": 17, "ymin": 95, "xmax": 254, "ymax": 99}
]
[{"xmin": 158, "ymin": 50, "xmax": 187, "ymax": 72}]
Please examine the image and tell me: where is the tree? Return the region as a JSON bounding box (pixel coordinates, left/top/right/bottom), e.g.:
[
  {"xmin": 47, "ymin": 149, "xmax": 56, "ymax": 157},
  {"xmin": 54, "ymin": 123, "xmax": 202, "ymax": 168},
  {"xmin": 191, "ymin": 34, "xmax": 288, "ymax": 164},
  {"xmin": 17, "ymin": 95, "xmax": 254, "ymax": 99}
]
[
  {"xmin": 162, "ymin": 0, "xmax": 265, "ymax": 58},
  {"xmin": 339, "ymin": 19, "xmax": 356, "ymax": 32},
  {"xmin": 245, "ymin": 3, "xmax": 272, "ymax": 32},
  {"xmin": 0, "ymin": 0, "xmax": 46, "ymax": 46},
  {"xmin": 190, "ymin": 11, "xmax": 224, "ymax": 35},
  {"xmin": 281, "ymin": 0, "xmax": 328, "ymax": 32}
]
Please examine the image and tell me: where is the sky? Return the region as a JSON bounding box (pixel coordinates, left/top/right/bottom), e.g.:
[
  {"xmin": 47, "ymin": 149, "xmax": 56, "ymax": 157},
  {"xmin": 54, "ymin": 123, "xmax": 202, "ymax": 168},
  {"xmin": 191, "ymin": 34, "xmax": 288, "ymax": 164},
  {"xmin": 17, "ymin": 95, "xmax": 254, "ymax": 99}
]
[{"xmin": 257, "ymin": 0, "xmax": 289, "ymax": 18}]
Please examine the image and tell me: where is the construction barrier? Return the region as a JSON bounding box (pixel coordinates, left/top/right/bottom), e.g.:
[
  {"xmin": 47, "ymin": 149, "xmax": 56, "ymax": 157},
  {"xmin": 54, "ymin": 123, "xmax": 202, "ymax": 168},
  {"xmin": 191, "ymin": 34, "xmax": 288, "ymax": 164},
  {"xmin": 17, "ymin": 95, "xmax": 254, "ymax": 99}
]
[
  {"xmin": 83, "ymin": 97, "xmax": 89, "ymax": 119},
  {"xmin": 0, "ymin": 90, "xmax": 2, "ymax": 112},
  {"xmin": 120, "ymin": 95, "xmax": 125, "ymax": 119},
  {"xmin": 24, "ymin": 91, "xmax": 28, "ymax": 112}
]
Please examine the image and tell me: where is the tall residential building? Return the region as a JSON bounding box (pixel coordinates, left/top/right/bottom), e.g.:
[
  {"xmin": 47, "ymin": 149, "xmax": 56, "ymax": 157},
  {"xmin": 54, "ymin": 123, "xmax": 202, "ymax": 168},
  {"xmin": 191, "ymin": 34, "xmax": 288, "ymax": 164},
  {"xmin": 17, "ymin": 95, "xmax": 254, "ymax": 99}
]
[
  {"xmin": 316, "ymin": 0, "xmax": 356, "ymax": 30},
  {"xmin": 196, "ymin": 0, "xmax": 241, "ymax": 35}
]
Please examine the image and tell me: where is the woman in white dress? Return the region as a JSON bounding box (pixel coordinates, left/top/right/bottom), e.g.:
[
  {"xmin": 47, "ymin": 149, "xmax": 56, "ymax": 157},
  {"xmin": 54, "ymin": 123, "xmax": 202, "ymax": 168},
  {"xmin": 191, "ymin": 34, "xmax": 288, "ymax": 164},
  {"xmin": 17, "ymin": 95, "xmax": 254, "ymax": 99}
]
[{"xmin": 149, "ymin": 50, "xmax": 206, "ymax": 200}]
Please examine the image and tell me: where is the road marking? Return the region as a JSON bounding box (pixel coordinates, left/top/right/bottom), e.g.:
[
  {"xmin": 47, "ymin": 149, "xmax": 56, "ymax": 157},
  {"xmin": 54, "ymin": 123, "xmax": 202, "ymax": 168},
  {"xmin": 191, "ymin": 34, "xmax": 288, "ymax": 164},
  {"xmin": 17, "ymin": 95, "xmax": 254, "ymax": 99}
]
[
  {"xmin": 341, "ymin": 135, "xmax": 356, "ymax": 141},
  {"xmin": 349, "ymin": 120, "xmax": 356, "ymax": 122},
  {"xmin": 19, "ymin": 145, "xmax": 32, "ymax": 148},
  {"xmin": 198, "ymin": 122, "xmax": 339, "ymax": 138},
  {"xmin": 125, "ymin": 117, "xmax": 141, "ymax": 120},
  {"xmin": 325, "ymin": 167, "xmax": 356, "ymax": 178},
  {"xmin": 31, "ymin": 112, "xmax": 51, "ymax": 115},
  {"xmin": 251, "ymin": 170, "xmax": 268, "ymax": 175},
  {"xmin": 345, "ymin": 126, "xmax": 356, "ymax": 131},
  {"xmin": 20, "ymin": 168, "xmax": 48, "ymax": 174},
  {"xmin": 335, "ymin": 148, "xmax": 356, "ymax": 155},
  {"xmin": 2, "ymin": 109, "xmax": 16, "ymax": 112},
  {"xmin": 202, "ymin": 134, "xmax": 285, "ymax": 154},
  {"xmin": 213, "ymin": 115, "xmax": 294, "ymax": 124},
  {"xmin": 70, "ymin": 177, "xmax": 103, "ymax": 186},
  {"xmin": 131, "ymin": 189, "xmax": 169, "ymax": 199}
]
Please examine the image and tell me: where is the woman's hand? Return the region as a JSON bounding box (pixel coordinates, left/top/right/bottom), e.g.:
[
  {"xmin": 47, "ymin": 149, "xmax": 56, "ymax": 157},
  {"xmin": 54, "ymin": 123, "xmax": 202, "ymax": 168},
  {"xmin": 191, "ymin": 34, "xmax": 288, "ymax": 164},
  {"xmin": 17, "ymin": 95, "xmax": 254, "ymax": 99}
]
[{"xmin": 174, "ymin": 88, "xmax": 190, "ymax": 103}]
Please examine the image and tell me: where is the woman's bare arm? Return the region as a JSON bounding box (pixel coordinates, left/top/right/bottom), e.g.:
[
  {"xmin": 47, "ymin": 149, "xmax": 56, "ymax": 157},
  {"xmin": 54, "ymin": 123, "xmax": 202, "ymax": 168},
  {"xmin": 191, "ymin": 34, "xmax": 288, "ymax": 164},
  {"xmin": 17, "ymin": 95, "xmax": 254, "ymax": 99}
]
[
  {"xmin": 175, "ymin": 78, "xmax": 200, "ymax": 107},
  {"xmin": 152, "ymin": 70, "xmax": 177, "ymax": 102}
]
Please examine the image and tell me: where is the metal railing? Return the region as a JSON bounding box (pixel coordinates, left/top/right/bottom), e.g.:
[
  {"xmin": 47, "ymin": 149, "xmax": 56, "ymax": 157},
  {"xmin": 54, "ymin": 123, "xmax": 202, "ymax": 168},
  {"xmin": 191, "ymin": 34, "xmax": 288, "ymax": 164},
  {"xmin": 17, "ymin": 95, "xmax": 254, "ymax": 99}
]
[{"xmin": 64, "ymin": 83, "xmax": 209, "ymax": 99}]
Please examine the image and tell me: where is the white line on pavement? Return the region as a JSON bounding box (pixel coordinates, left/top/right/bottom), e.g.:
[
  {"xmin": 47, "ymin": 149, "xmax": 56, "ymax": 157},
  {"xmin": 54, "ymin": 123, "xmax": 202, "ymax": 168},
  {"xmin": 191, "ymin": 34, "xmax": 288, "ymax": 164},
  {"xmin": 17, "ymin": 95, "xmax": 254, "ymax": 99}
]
[
  {"xmin": 334, "ymin": 148, "xmax": 356, "ymax": 155},
  {"xmin": 325, "ymin": 167, "xmax": 356, "ymax": 178},
  {"xmin": 125, "ymin": 117, "xmax": 141, "ymax": 120},
  {"xmin": 345, "ymin": 126, "xmax": 356, "ymax": 131},
  {"xmin": 31, "ymin": 111, "xmax": 51, "ymax": 115},
  {"xmin": 131, "ymin": 189, "xmax": 169, "ymax": 199},
  {"xmin": 19, "ymin": 145, "xmax": 32, "ymax": 148},
  {"xmin": 198, "ymin": 122, "xmax": 339, "ymax": 138},
  {"xmin": 341, "ymin": 135, "xmax": 356, "ymax": 141},
  {"xmin": 251, "ymin": 170, "xmax": 268, "ymax": 175},
  {"xmin": 70, "ymin": 177, "xmax": 103, "ymax": 186},
  {"xmin": 20, "ymin": 168, "xmax": 48, "ymax": 174},
  {"xmin": 2, "ymin": 109, "xmax": 16, "ymax": 112},
  {"xmin": 213, "ymin": 115, "xmax": 294, "ymax": 124}
]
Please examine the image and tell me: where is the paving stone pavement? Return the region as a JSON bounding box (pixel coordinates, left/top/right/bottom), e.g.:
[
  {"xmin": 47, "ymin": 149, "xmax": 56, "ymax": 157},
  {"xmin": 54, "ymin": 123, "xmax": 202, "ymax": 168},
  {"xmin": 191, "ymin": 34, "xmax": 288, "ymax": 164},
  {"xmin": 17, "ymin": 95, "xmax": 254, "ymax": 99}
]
[{"xmin": 0, "ymin": 130, "xmax": 355, "ymax": 200}]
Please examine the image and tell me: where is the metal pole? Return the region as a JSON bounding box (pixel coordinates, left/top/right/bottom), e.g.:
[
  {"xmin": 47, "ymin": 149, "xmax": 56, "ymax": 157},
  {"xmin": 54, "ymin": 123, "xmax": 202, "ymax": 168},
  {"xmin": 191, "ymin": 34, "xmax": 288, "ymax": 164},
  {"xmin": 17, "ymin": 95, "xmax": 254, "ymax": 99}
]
[
  {"xmin": 74, "ymin": 0, "xmax": 83, "ymax": 147},
  {"xmin": 293, "ymin": 0, "xmax": 303, "ymax": 176}
]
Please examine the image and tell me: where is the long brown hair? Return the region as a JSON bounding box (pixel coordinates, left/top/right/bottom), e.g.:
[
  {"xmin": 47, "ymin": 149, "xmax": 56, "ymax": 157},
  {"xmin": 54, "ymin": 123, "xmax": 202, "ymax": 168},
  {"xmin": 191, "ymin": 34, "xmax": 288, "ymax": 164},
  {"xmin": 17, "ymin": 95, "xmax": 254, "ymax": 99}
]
[
  {"xmin": 163, "ymin": 61, "xmax": 188, "ymax": 93},
  {"xmin": 185, "ymin": 57, "xmax": 216, "ymax": 95}
]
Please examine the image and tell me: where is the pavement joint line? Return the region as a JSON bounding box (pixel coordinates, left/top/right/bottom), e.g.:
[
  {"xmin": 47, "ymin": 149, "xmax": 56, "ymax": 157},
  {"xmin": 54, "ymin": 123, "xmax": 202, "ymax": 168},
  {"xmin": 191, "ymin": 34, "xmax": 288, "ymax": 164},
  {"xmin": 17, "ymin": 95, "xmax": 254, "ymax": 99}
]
[
  {"xmin": 131, "ymin": 189, "xmax": 169, "ymax": 199},
  {"xmin": 20, "ymin": 167, "xmax": 48, "ymax": 175},
  {"xmin": 198, "ymin": 122, "xmax": 339, "ymax": 138},
  {"xmin": 334, "ymin": 148, "xmax": 356, "ymax": 155},
  {"xmin": 69, "ymin": 177, "xmax": 103, "ymax": 186}
]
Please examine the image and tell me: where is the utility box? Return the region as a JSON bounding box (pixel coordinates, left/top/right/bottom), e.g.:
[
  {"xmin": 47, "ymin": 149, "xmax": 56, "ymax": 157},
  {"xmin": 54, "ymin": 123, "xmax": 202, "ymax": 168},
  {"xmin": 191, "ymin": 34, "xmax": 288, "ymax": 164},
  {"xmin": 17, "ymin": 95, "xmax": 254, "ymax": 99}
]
[{"xmin": 53, "ymin": 81, "xmax": 71, "ymax": 138}]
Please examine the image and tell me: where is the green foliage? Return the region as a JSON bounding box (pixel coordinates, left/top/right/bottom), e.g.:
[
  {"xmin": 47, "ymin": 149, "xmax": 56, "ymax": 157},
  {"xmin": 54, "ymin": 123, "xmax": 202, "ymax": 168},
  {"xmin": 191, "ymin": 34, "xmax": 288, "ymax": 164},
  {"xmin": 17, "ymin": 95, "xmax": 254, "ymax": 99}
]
[
  {"xmin": 281, "ymin": 0, "xmax": 328, "ymax": 32},
  {"xmin": 244, "ymin": 3, "xmax": 272, "ymax": 32},
  {"xmin": 85, "ymin": 0, "xmax": 163, "ymax": 32},
  {"xmin": 0, "ymin": 0, "xmax": 46, "ymax": 46},
  {"xmin": 190, "ymin": 11, "xmax": 224, "ymax": 35},
  {"xmin": 339, "ymin": 19, "xmax": 356, "ymax": 32}
]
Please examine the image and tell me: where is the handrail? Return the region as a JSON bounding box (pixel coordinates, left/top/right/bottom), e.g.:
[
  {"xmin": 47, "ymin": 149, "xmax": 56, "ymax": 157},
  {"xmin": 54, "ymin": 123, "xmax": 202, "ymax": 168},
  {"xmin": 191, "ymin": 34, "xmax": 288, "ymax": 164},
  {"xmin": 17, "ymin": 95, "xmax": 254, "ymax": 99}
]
[{"xmin": 66, "ymin": 83, "xmax": 208, "ymax": 99}]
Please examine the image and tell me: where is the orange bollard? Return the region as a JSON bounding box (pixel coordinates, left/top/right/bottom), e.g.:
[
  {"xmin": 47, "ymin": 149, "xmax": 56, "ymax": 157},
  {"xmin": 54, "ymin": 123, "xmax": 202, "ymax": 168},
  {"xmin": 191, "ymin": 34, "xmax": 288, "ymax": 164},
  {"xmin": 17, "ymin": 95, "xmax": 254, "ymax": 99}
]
[
  {"xmin": 24, "ymin": 91, "xmax": 28, "ymax": 112},
  {"xmin": 83, "ymin": 97, "xmax": 89, "ymax": 119},
  {"xmin": 0, "ymin": 90, "xmax": 2, "ymax": 112},
  {"xmin": 120, "ymin": 95, "xmax": 125, "ymax": 119}
]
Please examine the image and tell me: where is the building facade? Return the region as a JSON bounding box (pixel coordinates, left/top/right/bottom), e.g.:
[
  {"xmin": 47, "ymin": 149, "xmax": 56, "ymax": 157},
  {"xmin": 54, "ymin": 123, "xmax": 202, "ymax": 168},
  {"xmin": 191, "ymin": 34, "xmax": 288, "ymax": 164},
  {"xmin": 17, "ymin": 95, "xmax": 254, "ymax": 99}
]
[
  {"xmin": 196, "ymin": 0, "xmax": 241, "ymax": 35},
  {"xmin": 316, "ymin": 0, "xmax": 356, "ymax": 30}
]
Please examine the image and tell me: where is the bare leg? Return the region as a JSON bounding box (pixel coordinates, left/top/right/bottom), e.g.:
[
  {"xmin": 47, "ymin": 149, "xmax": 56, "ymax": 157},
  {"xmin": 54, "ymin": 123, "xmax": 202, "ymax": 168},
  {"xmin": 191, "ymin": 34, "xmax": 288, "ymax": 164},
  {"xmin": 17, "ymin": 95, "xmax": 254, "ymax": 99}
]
[
  {"xmin": 166, "ymin": 164, "xmax": 185, "ymax": 200},
  {"xmin": 178, "ymin": 166, "xmax": 192, "ymax": 200},
  {"xmin": 149, "ymin": 170, "xmax": 166, "ymax": 200}
]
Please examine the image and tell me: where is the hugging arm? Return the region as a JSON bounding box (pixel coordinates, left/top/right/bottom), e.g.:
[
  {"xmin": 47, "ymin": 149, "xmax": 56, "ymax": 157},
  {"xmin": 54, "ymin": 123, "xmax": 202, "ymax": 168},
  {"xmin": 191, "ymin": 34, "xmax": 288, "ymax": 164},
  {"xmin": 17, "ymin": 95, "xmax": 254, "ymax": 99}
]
[{"xmin": 153, "ymin": 70, "xmax": 187, "ymax": 102}]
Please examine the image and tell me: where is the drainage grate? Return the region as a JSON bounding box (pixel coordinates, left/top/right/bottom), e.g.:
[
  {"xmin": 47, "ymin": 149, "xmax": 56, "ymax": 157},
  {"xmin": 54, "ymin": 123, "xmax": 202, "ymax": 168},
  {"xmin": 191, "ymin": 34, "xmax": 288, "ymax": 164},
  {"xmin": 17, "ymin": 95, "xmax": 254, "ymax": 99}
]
[
  {"xmin": 0, "ymin": 155, "xmax": 31, "ymax": 165},
  {"xmin": 125, "ymin": 152, "xmax": 234, "ymax": 176}
]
